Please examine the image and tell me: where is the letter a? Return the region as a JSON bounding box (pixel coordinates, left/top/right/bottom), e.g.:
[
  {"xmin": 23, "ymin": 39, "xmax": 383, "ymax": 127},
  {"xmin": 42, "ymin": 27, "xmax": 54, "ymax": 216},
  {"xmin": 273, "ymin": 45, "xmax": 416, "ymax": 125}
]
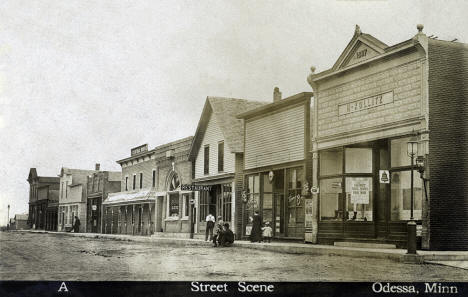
[{"xmin": 58, "ymin": 282, "xmax": 69, "ymax": 292}]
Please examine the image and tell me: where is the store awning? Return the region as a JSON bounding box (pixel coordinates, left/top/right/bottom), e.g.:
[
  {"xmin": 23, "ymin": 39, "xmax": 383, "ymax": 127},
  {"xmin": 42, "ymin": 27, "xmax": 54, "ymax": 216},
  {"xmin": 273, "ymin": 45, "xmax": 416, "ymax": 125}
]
[{"xmin": 103, "ymin": 188, "xmax": 157, "ymax": 205}]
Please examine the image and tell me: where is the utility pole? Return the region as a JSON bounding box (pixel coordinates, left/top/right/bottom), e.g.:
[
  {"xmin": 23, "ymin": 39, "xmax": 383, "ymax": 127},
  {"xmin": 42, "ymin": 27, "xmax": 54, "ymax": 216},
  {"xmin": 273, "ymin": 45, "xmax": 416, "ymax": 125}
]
[{"xmin": 7, "ymin": 204, "xmax": 10, "ymax": 230}]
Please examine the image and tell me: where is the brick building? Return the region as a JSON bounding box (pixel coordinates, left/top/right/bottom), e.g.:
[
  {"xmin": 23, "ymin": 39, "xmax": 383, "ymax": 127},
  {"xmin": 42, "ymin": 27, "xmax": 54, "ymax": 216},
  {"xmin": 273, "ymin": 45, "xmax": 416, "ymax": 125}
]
[
  {"xmin": 103, "ymin": 137, "xmax": 193, "ymax": 236},
  {"xmin": 306, "ymin": 25, "xmax": 468, "ymax": 250},
  {"xmin": 57, "ymin": 167, "xmax": 97, "ymax": 232},
  {"xmin": 86, "ymin": 165, "xmax": 121, "ymax": 233},
  {"xmin": 27, "ymin": 168, "xmax": 59, "ymax": 230},
  {"xmin": 237, "ymin": 90, "xmax": 313, "ymax": 241},
  {"xmin": 189, "ymin": 97, "xmax": 266, "ymax": 239}
]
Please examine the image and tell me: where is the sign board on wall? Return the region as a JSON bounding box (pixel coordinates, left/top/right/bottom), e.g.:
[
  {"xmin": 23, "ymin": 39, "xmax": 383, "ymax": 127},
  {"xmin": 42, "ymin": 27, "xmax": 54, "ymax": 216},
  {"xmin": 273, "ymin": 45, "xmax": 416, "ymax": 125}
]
[
  {"xmin": 338, "ymin": 91, "xmax": 394, "ymax": 116},
  {"xmin": 304, "ymin": 199, "xmax": 314, "ymax": 229},
  {"xmin": 379, "ymin": 170, "xmax": 390, "ymax": 184},
  {"xmin": 350, "ymin": 178, "xmax": 369, "ymax": 204}
]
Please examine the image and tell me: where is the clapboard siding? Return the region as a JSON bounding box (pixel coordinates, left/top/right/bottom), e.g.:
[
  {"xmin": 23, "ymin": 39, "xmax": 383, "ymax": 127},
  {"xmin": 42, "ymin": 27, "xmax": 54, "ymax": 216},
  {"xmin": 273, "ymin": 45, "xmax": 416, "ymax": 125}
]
[
  {"xmin": 245, "ymin": 105, "xmax": 305, "ymax": 169},
  {"xmin": 195, "ymin": 112, "xmax": 235, "ymax": 178}
]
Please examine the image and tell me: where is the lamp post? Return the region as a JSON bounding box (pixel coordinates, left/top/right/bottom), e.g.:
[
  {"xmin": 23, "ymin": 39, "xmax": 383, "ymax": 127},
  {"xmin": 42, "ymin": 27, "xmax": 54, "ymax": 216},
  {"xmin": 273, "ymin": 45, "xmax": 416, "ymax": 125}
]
[{"xmin": 406, "ymin": 137, "xmax": 418, "ymax": 254}]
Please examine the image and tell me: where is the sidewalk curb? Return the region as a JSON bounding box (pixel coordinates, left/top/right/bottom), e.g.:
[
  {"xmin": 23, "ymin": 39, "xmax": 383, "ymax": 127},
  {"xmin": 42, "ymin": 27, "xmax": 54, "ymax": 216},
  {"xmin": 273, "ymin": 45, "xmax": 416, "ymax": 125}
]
[{"xmin": 16, "ymin": 230, "xmax": 468, "ymax": 264}]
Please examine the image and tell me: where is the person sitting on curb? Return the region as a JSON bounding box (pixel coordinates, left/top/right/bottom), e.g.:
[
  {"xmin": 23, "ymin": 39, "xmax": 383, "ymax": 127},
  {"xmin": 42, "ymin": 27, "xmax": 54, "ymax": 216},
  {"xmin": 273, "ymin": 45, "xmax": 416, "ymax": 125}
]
[
  {"xmin": 212, "ymin": 216, "xmax": 224, "ymax": 247},
  {"xmin": 217, "ymin": 222, "xmax": 234, "ymax": 247}
]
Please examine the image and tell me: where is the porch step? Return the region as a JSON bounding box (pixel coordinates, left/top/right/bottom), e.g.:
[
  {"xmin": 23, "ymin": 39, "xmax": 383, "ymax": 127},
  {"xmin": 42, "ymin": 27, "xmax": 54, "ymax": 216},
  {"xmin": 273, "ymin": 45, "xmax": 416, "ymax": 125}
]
[{"xmin": 334, "ymin": 241, "xmax": 397, "ymax": 249}]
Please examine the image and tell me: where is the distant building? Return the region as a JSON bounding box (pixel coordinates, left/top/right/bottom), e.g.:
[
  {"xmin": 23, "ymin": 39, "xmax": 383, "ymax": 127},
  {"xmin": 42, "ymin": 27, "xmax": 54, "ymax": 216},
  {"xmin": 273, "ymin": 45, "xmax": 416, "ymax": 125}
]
[
  {"xmin": 86, "ymin": 164, "xmax": 121, "ymax": 233},
  {"xmin": 57, "ymin": 167, "xmax": 97, "ymax": 232},
  {"xmin": 27, "ymin": 168, "xmax": 60, "ymax": 230},
  {"xmin": 11, "ymin": 214, "xmax": 29, "ymax": 230},
  {"xmin": 103, "ymin": 137, "xmax": 194, "ymax": 236}
]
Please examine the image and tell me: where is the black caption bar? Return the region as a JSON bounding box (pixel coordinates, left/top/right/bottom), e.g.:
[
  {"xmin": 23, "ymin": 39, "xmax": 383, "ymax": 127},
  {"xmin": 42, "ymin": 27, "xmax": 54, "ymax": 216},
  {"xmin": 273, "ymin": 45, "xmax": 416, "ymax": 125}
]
[{"xmin": 0, "ymin": 281, "xmax": 467, "ymax": 297}]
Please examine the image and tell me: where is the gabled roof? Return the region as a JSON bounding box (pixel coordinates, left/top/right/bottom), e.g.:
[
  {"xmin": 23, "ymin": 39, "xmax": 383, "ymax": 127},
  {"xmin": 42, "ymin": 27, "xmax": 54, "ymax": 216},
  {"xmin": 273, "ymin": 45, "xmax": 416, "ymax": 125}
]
[
  {"xmin": 27, "ymin": 168, "xmax": 59, "ymax": 184},
  {"xmin": 308, "ymin": 25, "xmax": 423, "ymax": 83},
  {"xmin": 189, "ymin": 97, "xmax": 267, "ymax": 160},
  {"xmin": 332, "ymin": 25, "xmax": 388, "ymax": 71}
]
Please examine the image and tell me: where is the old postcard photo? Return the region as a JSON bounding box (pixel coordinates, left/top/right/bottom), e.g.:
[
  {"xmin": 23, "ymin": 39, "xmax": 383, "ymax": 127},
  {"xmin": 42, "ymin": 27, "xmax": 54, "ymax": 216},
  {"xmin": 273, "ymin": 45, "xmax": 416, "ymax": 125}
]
[{"xmin": 0, "ymin": 0, "xmax": 467, "ymax": 296}]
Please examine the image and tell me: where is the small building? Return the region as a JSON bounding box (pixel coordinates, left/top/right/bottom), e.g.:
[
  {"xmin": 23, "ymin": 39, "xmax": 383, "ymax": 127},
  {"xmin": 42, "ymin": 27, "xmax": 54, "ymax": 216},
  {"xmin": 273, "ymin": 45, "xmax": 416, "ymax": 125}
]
[
  {"xmin": 237, "ymin": 90, "xmax": 313, "ymax": 241},
  {"xmin": 12, "ymin": 214, "xmax": 29, "ymax": 230},
  {"xmin": 27, "ymin": 168, "xmax": 60, "ymax": 230},
  {"xmin": 307, "ymin": 25, "xmax": 468, "ymax": 250},
  {"xmin": 86, "ymin": 164, "xmax": 121, "ymax": 233},
  {"xmin": 57, "ymin": 167, "xmax": 97, "ymax": 232},
  {"xmin": 103, "ymin": 137, "xmax": 193, "ymax": 236},
  {"xmin": 189, "ymin": 97, "xmax": 267, "ymax": 238}
]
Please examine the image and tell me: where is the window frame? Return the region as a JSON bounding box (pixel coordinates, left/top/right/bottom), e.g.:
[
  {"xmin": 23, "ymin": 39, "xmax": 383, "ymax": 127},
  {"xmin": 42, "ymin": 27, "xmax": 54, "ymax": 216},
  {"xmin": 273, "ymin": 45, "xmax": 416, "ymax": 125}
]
[
  {"xmin": 139, "ymin": 172, "xmax": 143, "ymax": 189},
  {"xmin": 218, "ymin": 141, "xmax": 224, "ymax": 172},
  {"xmin": 132, "ymin": 174, "xmax": 136, "ymax": 190},
  {"xmin": 204, "ymin": 145, "xmax": 210, "ymax": 175}
]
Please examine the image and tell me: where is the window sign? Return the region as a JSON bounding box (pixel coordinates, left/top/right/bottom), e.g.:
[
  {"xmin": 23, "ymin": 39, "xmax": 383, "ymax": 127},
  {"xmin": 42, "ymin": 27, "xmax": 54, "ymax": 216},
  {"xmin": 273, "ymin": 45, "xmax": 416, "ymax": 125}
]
[
  {"xmin": 379, "ymin": 170, "xmax": 390, "ymax": 184},
  {"xmin": 350, "ymin": 178, "xmax": 370, "ymax": 204}
]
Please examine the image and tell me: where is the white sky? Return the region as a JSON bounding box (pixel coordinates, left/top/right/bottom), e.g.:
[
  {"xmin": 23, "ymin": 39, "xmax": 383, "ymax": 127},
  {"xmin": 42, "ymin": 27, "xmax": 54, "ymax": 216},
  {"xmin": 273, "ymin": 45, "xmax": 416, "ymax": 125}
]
[{"xmin": 1, "ymin": 0, "xmax": 467, "ymax": 225}]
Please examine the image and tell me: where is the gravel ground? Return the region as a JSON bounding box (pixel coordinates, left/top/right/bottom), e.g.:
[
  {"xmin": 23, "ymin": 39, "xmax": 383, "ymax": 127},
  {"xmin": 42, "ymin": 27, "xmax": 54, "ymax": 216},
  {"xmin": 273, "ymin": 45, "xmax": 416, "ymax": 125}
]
[{"xmin": 1, "ymin": 232, "xmax": 467, "ymax": 281}]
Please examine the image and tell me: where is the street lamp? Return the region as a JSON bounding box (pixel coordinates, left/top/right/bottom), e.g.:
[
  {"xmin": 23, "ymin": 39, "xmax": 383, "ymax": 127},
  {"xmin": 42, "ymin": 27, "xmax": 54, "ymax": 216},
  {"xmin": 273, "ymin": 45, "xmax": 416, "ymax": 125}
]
[{"xmin": 406, "ymin": 136, "xmax": 418, "ymax": 254}]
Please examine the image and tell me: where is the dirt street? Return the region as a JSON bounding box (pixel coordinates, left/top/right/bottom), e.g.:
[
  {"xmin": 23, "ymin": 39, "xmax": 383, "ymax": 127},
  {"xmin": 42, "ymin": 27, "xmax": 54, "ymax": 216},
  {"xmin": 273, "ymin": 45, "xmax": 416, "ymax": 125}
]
[{"xmin": 0, "ymin": 232, "xmax": 467, "ymax": 281}]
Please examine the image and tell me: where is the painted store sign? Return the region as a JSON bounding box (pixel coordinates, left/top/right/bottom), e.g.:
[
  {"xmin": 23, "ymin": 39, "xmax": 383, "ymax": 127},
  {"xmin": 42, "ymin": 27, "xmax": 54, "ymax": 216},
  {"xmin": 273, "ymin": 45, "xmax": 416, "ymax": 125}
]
[{"xmin": 338, "ymin": 91, "xmax": 394, "ymax": 116}]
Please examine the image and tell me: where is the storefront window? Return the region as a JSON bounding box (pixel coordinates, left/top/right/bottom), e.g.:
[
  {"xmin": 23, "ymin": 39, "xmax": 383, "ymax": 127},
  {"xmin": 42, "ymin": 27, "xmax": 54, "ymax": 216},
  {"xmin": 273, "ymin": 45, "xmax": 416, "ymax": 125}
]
[
  {"xmin": 345, "ymin": 177, "xmax": 373, "ymax": 221},
  {"xmin": 391, "ymin": 137, "xmax": 412, "ymax": 167},
  {"xmin": 319, "ymin": 178, "xmax": 343, "ymax": 221},
  {"xmin": 345, "ymin": 148, "xmax": 372, "ymax": 173},
  {"xmin": 320, "ymin": 148, "xmax": 343, "ymax": 176},
  {"xmin": 246, "ymin": 175, "xmax": 260, "ymax": 223},
  {"xmin": 262, "ymin": 173, "xmax": 273, "ymax": 225},
  {"xmin": 286, "ymin": 167, "xmax": 304, "ymax": 234},
  {"xmin": 169, "ymin": 194, "xmax": 179, "ymax": 217},
  {"xmin": 390, "ymin": 171, "xmax": 422, "ymax": 220},
  {"xmin": 222, "ymin": 184, "xmax": 232, "ymax": 222}
]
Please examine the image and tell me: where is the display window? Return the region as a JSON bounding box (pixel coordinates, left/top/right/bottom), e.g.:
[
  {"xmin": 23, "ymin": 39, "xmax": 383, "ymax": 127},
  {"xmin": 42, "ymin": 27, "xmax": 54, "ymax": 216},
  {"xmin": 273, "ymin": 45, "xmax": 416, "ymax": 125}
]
[
  {"xmin": 319, "ymin": 147, "xmax": 373, "ymax": 222},
  {"xmin": 389, "ymin": 137, "xmax": 423, "ymax": 221}
]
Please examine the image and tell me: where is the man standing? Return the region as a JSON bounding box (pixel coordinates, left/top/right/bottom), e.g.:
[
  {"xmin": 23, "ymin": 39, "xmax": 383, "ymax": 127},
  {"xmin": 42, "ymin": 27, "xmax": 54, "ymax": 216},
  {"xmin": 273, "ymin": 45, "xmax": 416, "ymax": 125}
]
[
  {"xmin": 205, "ymin": 213, "xmax": 215, "ymax": 241},
  {"xmin": 72, "ymin": 216, "xmax": 81, "ymax": 233}
]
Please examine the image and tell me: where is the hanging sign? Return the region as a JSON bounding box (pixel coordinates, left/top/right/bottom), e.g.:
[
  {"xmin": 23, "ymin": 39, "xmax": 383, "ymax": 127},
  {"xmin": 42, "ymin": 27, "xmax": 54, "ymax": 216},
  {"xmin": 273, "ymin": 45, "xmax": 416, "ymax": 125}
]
[
  {"xmin": 379, "ymin": 170, "xmax": 390, "ymax": 184},
  {"xmin": 350, "ymin": 178, "xmax": 370, "ymax": 204}
]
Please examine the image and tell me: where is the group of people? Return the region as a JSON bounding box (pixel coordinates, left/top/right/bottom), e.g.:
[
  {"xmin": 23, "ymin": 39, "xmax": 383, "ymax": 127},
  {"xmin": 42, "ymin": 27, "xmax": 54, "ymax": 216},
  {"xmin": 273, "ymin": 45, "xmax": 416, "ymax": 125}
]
[
  {"xmin": 204, "ymin": 210, "xmax": 273, "ymax": 247},
  {"xmin": 249, "ymin": 211, "xmax": 273, "ymax": 243},
  {"xmin": 205, "ymin": 214, "xmax": 234, "ymax": 247}
]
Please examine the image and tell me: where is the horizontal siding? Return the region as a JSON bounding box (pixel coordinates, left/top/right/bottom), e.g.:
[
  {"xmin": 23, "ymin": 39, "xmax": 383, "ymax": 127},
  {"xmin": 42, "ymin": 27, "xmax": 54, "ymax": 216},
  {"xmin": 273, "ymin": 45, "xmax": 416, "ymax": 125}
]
[
  {"xmin": 245, "ymin": 105, "xmax": 305, "ymax": 169},
  {"xmin": 195, "ymin": 112, "xmax": 235, "ymax": 179},
  {"xmin": 318, "ymin": 59, "xmax": 422, "ymax": 137}
]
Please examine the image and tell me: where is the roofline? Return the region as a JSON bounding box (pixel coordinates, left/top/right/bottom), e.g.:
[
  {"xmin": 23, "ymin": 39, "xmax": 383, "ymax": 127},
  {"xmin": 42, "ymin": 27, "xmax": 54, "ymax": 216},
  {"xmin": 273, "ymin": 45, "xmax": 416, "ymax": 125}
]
[
  {"xmin": 310, "ymin": 39, "xmax": 418, "ymax": 83},
  {"xmin": 236, "ymin": 92, "xmax": 313, "ymax": 119},
  {"xmin": 188, "ymin": 99, "xmax": 211, "ymax": 161},
  {"xmin": 116, "ymin": 149, "xmax": 155, "ymax": 164}
]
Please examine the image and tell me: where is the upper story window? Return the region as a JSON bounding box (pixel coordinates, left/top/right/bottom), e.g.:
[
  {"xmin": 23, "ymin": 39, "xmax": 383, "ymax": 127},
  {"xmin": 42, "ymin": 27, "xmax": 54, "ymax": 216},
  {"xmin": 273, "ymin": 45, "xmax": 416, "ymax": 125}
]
[
  {"xmin": 125, "ymin": 176, "xmax": 128, "ymax": 191},
  {"xmin": 204, "ymin": 145, "xmax": 210, "ymax": 175},
  {"xmin": 152, "ymin": 170, "xmax": 156, "ymax": 188},
  {"xmin": 218, "ymin": 141, "xmax": 224, "ymax": 172},
  {"xmin": 132, "ymin": 174, "xmax": 136, "ymax": 190},
  {"xmin": 139, "ymin": 173, "xmax": 143, "ymax": 189}
]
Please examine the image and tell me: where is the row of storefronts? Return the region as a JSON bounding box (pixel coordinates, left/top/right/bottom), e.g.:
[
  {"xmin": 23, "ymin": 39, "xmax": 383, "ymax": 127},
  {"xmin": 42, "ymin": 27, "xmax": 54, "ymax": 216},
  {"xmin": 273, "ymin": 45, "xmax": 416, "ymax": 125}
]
[{"xmin": 27, "ymin": 25, "xmax": 468, "ymax": 250}]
